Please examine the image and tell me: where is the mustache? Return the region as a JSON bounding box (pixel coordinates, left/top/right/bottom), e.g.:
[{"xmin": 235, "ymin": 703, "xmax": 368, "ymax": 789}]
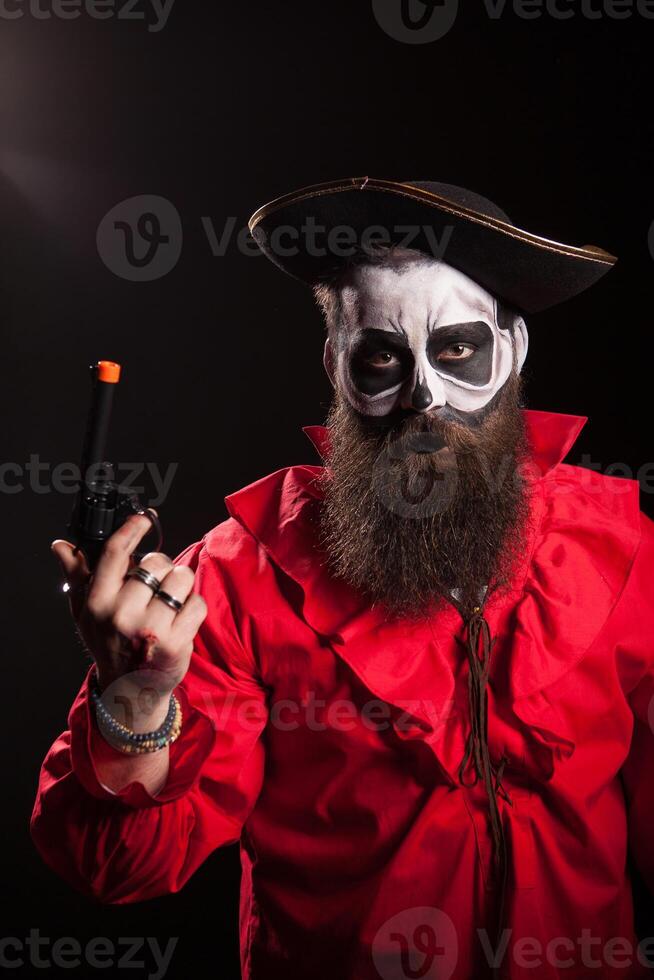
[{"xmin": 351, "ymin": 396, "xmax": 516, "ymax": 453}]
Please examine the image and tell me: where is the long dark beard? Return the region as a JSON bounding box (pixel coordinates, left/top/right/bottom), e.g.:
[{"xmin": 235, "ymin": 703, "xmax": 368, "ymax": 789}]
[{"xmin": 318, "ymin": 373, "xmax": 531, "ymax": 621}]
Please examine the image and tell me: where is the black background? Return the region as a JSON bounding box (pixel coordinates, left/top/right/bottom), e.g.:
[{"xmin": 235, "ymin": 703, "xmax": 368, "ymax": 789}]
[{"xmin": 2, "ymin": 2, "xmax": 653, "ymax": 977}]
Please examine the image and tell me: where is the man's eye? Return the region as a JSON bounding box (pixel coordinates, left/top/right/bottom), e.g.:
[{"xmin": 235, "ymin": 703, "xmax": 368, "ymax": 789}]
[
  {"xmin": 366, "ymin": 351, "xmax": 399, "ymax": 368},
  {"xmin": 437, "ymin": 343, "xmax": 475, "ymax": 362}
]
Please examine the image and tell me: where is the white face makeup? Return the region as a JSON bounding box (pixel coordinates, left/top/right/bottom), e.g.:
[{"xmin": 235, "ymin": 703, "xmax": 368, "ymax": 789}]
[{"xmin": 328, "ymin": 257, "xmax": 528, "ymax": 416}]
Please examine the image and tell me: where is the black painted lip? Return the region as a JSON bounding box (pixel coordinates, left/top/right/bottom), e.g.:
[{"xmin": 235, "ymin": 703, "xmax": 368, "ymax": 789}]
[{"xmin": 389, "ymin": 430, "xmax": 449, "ymax": 457}]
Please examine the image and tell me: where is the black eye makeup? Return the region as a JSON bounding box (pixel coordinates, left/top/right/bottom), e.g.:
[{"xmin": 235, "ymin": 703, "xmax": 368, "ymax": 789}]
[
  {"xmin": 349, "ymin": 329, "xmax": 414, "ymax": 396},
  {"xmin": 427, "ymin": 321, "xmax": 494, "ymax": 386}
]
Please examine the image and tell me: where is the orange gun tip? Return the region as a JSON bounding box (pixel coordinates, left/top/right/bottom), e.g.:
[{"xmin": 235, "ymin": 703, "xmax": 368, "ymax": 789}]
[{"xmin": 96, "ymin": 360, "xmax": 122, "ymax": 384}]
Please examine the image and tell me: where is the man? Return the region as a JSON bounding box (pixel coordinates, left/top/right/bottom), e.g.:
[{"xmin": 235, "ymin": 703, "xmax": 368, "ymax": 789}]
[{"xmin": 32, "ymin": 179, "xmax": 654, "ymax": 979}]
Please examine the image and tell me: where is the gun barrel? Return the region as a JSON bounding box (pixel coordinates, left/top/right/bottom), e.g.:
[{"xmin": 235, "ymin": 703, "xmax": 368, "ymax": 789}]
[{"xmin": 80, "ymin": 360, "xmax": 122, "ymax": 482}]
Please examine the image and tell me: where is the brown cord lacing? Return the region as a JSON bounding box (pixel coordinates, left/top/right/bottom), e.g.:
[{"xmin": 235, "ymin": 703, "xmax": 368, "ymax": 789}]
[{"xmin": 457, "ymin": 607, "xmax": 513, "ymax": 976}]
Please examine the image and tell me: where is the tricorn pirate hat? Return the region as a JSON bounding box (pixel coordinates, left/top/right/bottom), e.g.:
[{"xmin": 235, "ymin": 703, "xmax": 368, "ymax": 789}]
[{"xmin": 248, "ymin": 177, "xmax": 617, "ymax": 314}]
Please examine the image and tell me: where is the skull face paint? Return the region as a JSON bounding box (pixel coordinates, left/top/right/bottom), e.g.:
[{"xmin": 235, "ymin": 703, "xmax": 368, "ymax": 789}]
[{"xmin": 329, "ymin": 257, "xmax": 528, "ymax": 416}]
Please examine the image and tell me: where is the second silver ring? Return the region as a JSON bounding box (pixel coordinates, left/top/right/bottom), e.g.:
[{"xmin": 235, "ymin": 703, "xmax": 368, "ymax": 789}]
[{"xmin": 154, "ymin": 589, "xmax": 184, "ymax": 613}]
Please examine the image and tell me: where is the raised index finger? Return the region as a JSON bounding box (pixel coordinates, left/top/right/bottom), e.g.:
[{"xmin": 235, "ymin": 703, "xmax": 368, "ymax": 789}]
[{"xmin": 86, "ymin": 512, "xmax": 157, "ymax": 617}]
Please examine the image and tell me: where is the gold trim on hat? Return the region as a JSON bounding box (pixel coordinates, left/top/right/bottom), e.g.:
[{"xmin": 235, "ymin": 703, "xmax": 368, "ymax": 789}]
[{"xmin": 248, "ymin": 176, "xmax": 616, "ymax": 267}]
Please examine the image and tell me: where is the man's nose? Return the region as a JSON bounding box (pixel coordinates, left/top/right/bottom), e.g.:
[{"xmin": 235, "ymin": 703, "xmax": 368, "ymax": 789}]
[
  {"xmin": 401, "ymin": 368, "xmax": 447, "ymax": 413},
  {"xmin": 411, "ymin": 379, "xmax": 433, "ymax": 411}
]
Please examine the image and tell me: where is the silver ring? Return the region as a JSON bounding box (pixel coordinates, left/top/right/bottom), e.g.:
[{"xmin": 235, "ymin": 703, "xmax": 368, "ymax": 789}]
[
  {"xmin": 154, "ymin": 589, "xmax": 184, "ymax": 612},
  {"xmin": 126, "ymin": 566, "xmax": 162, "ymax": 594}
]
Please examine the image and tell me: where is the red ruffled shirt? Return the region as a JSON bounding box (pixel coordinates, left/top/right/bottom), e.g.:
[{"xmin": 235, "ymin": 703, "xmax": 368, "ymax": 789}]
[{"xmin": 31, "ymin": 411, "xmax": 654, "ymax": 979}]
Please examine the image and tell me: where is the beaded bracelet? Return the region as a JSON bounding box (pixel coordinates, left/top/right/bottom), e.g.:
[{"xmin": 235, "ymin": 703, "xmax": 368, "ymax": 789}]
[{"xmin": 90, "ymin": 671, "xmax": 183, "ymax": 754}]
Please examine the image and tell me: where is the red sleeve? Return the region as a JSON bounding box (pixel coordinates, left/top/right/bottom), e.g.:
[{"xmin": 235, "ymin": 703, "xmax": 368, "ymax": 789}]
[
  {"xmin": 620, "ymin": 513, "xmax": 654, "ymax": 894},
  {"xmin": 30, "ymin": 535, "xmax": 268, "ymax": 903}
]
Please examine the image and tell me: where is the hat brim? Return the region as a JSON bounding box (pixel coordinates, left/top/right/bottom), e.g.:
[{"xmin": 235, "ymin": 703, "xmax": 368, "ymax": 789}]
[{"xmin": 248, "ymin": 177, "xmax": 617, "ymax": 314}]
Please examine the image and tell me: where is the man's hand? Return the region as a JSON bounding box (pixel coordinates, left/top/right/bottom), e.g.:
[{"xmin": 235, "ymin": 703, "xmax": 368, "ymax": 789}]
[{"xmin": 52, "ymin": 513, "xmax": 207, "ymax": 739}]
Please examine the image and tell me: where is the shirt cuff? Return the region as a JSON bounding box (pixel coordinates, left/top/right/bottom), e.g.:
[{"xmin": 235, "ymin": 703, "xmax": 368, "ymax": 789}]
[{"xmin": 69, "ymin": 666, "xmax": 218, "ymax": 808}]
